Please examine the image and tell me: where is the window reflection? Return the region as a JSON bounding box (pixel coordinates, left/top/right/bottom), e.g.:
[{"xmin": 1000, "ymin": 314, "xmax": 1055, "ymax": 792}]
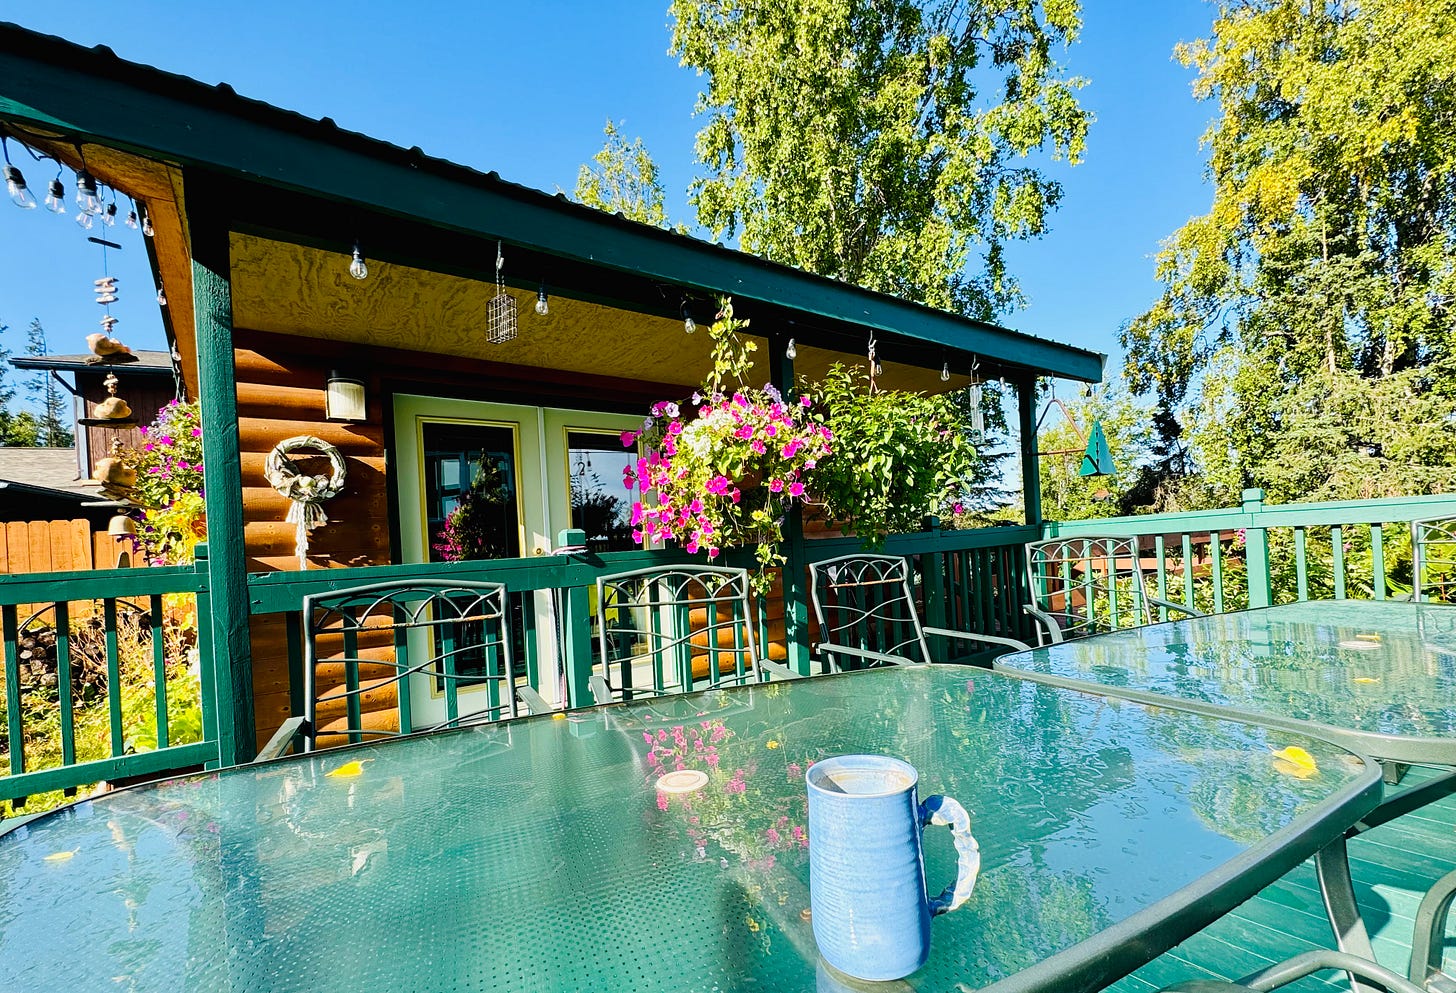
[{"xmin": 567, "ymin": 430, "xmax": 638, "ymax": 552}]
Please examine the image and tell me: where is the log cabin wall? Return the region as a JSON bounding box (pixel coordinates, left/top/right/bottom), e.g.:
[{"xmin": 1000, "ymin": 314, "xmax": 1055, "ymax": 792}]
[{"xmin": 234, "ymin": 327, "xmax": 695, "ymax": 748}]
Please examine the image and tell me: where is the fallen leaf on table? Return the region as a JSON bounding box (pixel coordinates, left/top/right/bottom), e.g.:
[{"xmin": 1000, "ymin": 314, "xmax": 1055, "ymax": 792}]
[
  {"xmin": 44, "ymin": 850, "xmax": 77, "ymax": 862},
  {"xmin": 326, "ymin": 759, "xmax": 373, "ymax": 779},
  {"xmin": 1272, "ymin": 745, "xmax": 1319, "ymax": 779}
]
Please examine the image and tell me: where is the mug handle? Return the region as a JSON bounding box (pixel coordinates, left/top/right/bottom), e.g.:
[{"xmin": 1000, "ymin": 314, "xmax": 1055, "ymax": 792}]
[{"xmin": 919, "ymin": 794, "xmax": 981, "ymax": 916}]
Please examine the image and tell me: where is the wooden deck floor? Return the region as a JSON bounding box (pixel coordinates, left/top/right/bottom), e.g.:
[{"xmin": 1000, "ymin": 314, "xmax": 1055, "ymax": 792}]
[{"xmin": 1108, "ymin": 765, "xmax": 1456, "ymax": 992}]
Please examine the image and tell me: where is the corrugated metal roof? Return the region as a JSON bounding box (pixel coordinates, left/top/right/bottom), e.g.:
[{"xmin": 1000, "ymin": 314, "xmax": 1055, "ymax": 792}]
[{"xmin": 0, "ymin": 21, "xmax": 1105, "ymax": 382}]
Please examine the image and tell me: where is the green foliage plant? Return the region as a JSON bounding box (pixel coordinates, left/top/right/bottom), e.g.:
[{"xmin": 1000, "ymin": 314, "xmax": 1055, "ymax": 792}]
[
  {"xmin": 670, "ymin": 0, "xmax": 1089, "ymax": 320},
  {"xmin": 123, "ymin": 400, "xmax": 206, "ymax": 565},
  {"xmin": 811, "ymin": 363, "xmax": 979, "ymax": 544}
]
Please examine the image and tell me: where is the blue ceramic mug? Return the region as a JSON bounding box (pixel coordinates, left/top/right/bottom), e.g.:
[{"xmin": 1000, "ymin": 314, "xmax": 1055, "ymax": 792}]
[{"xmin": 806, "ymin": 754, "xmax": 981, "ymax": 982}]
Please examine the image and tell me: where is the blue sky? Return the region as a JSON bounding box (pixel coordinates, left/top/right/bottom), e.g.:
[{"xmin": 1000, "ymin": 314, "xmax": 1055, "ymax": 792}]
[{"xmin": 1, "ymin": 0, "xmax": 1216, "ymax": 384}]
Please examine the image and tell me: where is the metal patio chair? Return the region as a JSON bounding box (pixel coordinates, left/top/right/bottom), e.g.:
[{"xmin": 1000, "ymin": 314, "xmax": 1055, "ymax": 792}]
[
  {"xmin": 1024, "ymin": 535, "xmax": 1202, "ymax": 646},
  {"xmin": 592, "ymin": 565, "xmax": 786, "ymax": 705},
  {"xmin": 299, "ymin": 580, "xmax": 549, "ymax": 752},
  {"xmin": 809, "ymin": 553, "xmax": 1029, "ymax": 671},
  {"xmin": 1413, "ymin": 516, "xmax": 1456, "ymax": 604}
]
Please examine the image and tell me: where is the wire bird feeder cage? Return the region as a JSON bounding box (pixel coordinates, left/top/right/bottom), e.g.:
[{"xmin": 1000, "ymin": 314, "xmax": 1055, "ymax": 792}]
[
  {"xmin": 486, "ymin": 241, "xmax": 518, "ymax": 345},
  {"xmin": 1034, "ymin": 392, "xmax": 1115, "ymax": 477}
]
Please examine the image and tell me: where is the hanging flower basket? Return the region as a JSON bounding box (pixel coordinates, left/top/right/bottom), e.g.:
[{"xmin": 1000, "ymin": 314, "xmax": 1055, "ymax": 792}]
[{"xmin": 622, "ymin": 300, "xmax": 831, "ymax": 593}]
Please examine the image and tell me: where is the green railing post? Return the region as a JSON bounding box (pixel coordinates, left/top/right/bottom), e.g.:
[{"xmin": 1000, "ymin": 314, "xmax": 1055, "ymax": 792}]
[
  {"xmin": 190, "ymin": 176, "xmax": 255, "ymax": 765},
  {"xmin": 1241, "ymin": 488, "xmax": 1274, "ymax": 608},
  {"xmin": 1018, "ymin": 378, "xmax": 1042, "ymax": 528},
  {"xmin": 559, "ymin": 548, "xmax": 596, "ymax": 708},
  {"xmin": 920, "ymin": 516, "xmax": 949, "ymax": 663},
  {"xmin": 193, "ymin": 544, "xmax": 221, "ymax": 762},
  {"xmin": 771, "ymin": 335, "xmax": 812, "ymax": 675}
]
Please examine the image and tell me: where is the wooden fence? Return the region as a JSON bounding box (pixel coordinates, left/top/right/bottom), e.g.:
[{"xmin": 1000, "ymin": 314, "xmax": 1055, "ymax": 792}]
[{"xmin": 0, "ymin": 518, "xmax": 139, "ymax": 575}]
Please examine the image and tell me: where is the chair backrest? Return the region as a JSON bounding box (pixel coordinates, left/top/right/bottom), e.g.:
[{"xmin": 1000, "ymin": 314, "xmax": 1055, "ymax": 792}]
[
  {"xmin": 1024, "ymin": 535, "xmax": 1156, "ymax": 643},
  {"xmin": 303, "ymin": 580, "xmax": 515, "ymax": 750},
  {"xmin": 594, "ymin": 565, "xmax": 762, "ymax": 703},
  {"xmin": 1413, "ymin": 516, "xmax": 1456, "ymax": 604},
  {"xmin": 809, "ymin": 554, "xmax": 931, "ymax": 670}
]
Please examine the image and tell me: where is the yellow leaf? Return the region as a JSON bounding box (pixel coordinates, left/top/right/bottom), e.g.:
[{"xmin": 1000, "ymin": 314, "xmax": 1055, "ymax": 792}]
[
  {"xmin": 44, "ymin": 850, "xmax": 76, "ymax": 862},
  {"xmin": 327, "ymin": 759, "xmax": 371, "ymax": 779},
  {"xmin": 766, "ymin": 739, "xmax": 781, "ymax": 749},
  {"xmin": 1353, "ymin": 676, "xmax": 1379, "ymax": 684},
  {"xmin": 551, "ymin": 713, "xmax": 567, "ymax": 721},
  {"xmin": 1272, "ymin": 746, "xmax": 1319, "ymax": 780}
]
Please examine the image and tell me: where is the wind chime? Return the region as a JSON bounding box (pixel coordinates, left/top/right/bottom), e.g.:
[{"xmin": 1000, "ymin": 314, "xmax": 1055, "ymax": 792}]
[
  {"xmin": 1033, "ymin": 385, "xmax": 1116, "ymax": 477},
  {"xmin": 966, "ymin": 356, "xmax": 986, "ymax": 446},
  {"xmin": 486, "ymin": 240, "xmax": 519, "ymax": 344}
]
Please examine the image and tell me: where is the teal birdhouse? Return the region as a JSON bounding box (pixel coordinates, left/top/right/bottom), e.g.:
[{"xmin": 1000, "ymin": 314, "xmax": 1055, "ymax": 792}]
[{"xmin": 1078, "ymin": 420, "xmax": 1115, "ymax": 477}]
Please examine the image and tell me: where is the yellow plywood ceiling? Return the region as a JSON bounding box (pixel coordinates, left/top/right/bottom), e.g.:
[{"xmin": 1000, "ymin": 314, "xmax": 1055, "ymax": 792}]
[{"xmin": 228, "ymin": 233, "xmax": 966, "ymax": 395}]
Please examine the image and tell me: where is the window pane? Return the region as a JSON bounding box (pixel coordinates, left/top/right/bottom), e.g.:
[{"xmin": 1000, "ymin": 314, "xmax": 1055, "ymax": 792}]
[
  {"xmin": 422, "ymin": 422, "xmax": 521, "ymax": 562},
  {"xmin": 567, "ymin": 430, "xmax": 638, "ymax": 553}
]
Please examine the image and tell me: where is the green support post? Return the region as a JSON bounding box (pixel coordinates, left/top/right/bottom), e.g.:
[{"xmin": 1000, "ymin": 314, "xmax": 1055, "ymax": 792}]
[
  {"xmin": 1018, "ymin": 378, "xmax": 1042, "ymax": 528},
  {"xmin": 190, "ymin": 176, "xmax": 256, "ymax": 765},
  {"xmin": 1241, "ymin": 488, "xmax": 1273, "ymax": 608},
  {"xmin": 920, "ymin": 516, "xmax": 948, "ymax": 663},
  {"xmin": 770, "ymin": 335, "xmax": 812, "ymax": 675}
]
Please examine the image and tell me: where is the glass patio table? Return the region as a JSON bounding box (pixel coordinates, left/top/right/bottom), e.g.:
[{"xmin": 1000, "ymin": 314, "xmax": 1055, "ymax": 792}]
[
  {"xmin": 993, "ymin": 600, "xmax": 1456, "ymax": 769},
  {"xmin": 0, "ymin": 665, "xmax": 1380, "ymax": 993},
  {"xmin": 993, "ymin": 599, "xmax": 1456, "ymax": 976}
]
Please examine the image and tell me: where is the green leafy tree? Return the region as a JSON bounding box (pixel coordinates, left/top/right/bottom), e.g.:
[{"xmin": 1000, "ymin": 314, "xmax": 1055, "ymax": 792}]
[
  {"xmin": 1123, "ymin": 0, "xmax": 1456, "ymax": 504},
  {"xmin": 669, "ymin": 0, "xmax": 1089, "ymax": 319},
  {"xmin": 574, "ymin": 120, "xmax": 671, "ymax": 228},
  {"xmin": 23, "ymin": 318, "xmax": 73, "ymax": 448}
]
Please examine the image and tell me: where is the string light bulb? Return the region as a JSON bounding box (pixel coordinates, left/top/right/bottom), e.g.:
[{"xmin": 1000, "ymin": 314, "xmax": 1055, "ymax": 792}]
[
  {"xmin": 785, "ymin": 337, "xmax": 797, "ymax": 360},
  {"xmin": 74, "ymin": 170, "xmax": 101, "ymax": 215},
  {"xmin": 681, "ymin": 299, "xmax": 695, "ymax": 334},
  {"xmin": 141, "ymin": 210, "xmax": 154, "ymax": 237},
  {"xmin": 3, "ymin": 165, "xmax": 35, "ymax": 209},
  {"xmin": 349, "ymin": 240, "xmax": 368, "ymax": 280},
  {"xmin": 0, "ymin": 139, "xmax": 35, "ymax": 209},
  {"xmin": 124, "ymin": 206, "xmax": 138, "ymax": 229},
  {"xmin": 941, "ymin": 360, "xmax": 951, "ymax": 382},
  {"xmin": 44, "ymin": 177, "xmax": 66, "ymax": 214},
  {"xmin": 101, "ymin": 202, "xmax": 117, "ymax": 227},
  {"xmin": 535, "ymin": 280, "xmax": 549, "ymax": 316}
]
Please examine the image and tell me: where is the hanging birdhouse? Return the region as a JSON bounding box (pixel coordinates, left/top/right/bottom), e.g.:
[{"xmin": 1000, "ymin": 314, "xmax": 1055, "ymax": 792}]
[{"xmin": 1078, "ymin": 420, "xmax": 1115, "ymax": 477}]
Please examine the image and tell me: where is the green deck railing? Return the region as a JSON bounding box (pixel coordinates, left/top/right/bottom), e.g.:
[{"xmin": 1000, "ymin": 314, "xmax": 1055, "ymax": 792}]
[
  {"xmin": 0, "ymin": 558, "xmax": 215, "ymax": 806},
  {"xmin": 3, "ymin": 491, "xmax": 1453, "ymax": 807},
  {"xmin": 1048, "ymin": 488, "xmax": 1456, "ymax": 613}
]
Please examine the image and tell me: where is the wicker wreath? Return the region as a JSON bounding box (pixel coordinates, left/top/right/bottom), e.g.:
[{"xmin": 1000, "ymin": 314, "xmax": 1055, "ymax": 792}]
[{"xmin": 265, "ymin": 436, "xmax": 347, "ymax": 568}]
